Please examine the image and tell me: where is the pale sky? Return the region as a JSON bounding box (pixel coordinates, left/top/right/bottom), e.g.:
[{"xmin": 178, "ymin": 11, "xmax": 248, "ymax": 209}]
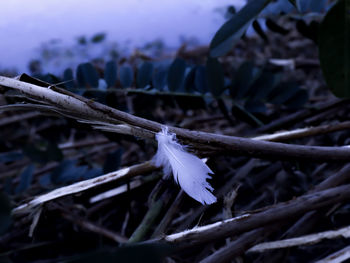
[{"xmin": 0, "ymin": 0, "xmax": 246, "ymax": 73}]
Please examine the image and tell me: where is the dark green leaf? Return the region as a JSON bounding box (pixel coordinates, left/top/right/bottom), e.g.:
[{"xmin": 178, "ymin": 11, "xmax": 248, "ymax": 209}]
[
  {"xmin": 194, "ymin": 66, "xmax": 208, "ymax": 93},
  {"xmin": 91, "ymin": 32, "xmax": 106, "ymax": 43},
  {"xmin": 76, "ymin": 63, "xmax": 99, "ymax": 88},
  {"xmin": 248, "ymin": 70, "xmax": 281, "ymax": 100},
  {"xmin": 15, "ymin": 165, "xmax": 35, "ymax": 194},
  {"xmin": 152, "ymin": 66, "xmax": 168, "ymax": 91},
  {"xmin": 119, "ymin": 65, "xmax": 134, "ymax": 88},
  {"xmin": 104, "ymin": 61, "xmax": 118, "ymax": 87},
  {"xmin": 319, "ymin": 0, "xmax": 350, "ymax": 98},
  {"xmin": 265, "ymin": 18, "xmax": 289, "ymax": 35},
  {"xmin": 210, "ymin": 0, "xmax": 271, "ymax": 57},
  {"xmin": 232, "ymin": 103, "xmax": 263, "ymax": 126},
  {"xmin": 296, "ymin": 0, "xmax": 328, "ymax": 13},
  {"xmin": 206, "ymin": 57, "xmax": 225, "ymax": 97},
  {"xmin": 167, "ymin": 58, "xmax": 187, "ymax": 91},
  {"xmin": 252, "ymin": 20, "xmax": 268, "ymax": 42},
  {"xmin": 63, "ymin": 68, "xmax": 75, "ymax": 90},
  {"xmin": 184, "ymin": 66, "xmax": 196, "ymax": 92},
  {"xmin": 76, "ymin": 64, "xmax": 86, "ymax": 87},
  {"xmin": 308, "ymin": 0, "xmax": 328, "ymax": 12},
  {"xmin": 0, "ymin": 192, "xmax": 11, "ymax": 234},
  {"xmin": 230, "ymin": 62, "xmax": 261, "ymax": 99},
  {"xmin": 260, "ymin": 0, "xmax": 295, "ymax": 16},
  {"xmin": 137, "ymin": 62, "xmax": 154, "ymax": 89}
]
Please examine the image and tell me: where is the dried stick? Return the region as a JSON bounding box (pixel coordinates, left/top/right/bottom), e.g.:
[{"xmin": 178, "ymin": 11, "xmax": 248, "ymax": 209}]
[
  {"xmin": 315, "ymin": 245, "xmax": 350, "ymax": 263},
  {"xmin": 253, "ymin": 121, "xmax": 350, "ymax": 142},
  {"xmin": 0, "ymin": 111, "xmax": 40, "ymax": 126},
  {"xmin": 60, "ymin": 210, "xmax": 127, "ymax": 243},
  {"xmin": 248, "ymin": 225, "xmax": 350, "ymax": 253},
  {"xmin": 1, "ymin": 76, "xmax": 350, "ymax": 161},
  {"xmin": 12, "ymin": 161, "xmax": 157, "ymax": 215},
  {"xmin": 150, "ymin": 184, "xmax": 350, "ymax": 250},
  {"xmin": 199, "ymin": 226, "xmax": 279, "ymax": 263},
  {"xmin": 200, "ymin": 163, "xmax": 349, "ymax": 262},
  {"xmin": 257, "ymin": 99, "xmax": 348, "ymax": 133},
  {"xmin": 254, "ymin": 164, "xmax": 350, "ymax": 262}
]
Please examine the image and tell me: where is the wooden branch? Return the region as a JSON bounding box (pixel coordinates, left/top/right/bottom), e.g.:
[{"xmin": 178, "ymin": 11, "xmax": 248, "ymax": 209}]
[
  {"xmin": 253, "ymin": 121, "xmax": 350, "ymax": 142},
  {"xmin": 2, "ymin": 76, "xmax": 350, "ymax": 162},
  {"xmin": 315, "ymin": 245, "xmax": 350, "ymax": 263},
  {"xmin": 248, "ymin": 225, "xmax": 350, "ymax": 253},
  {"xmin": 12, "ymin": 161, "xmax": 157, "ymax": 215},
  {"xmin": 199, "ymin": 226, "xmax": 278, "ymax": 263},
  {"xmin": 60, "ymin": 210, "xmax": 127, "ymax": 243},
  {"xmin": 257, "ymin": 99, "xmax": 348, "ymax": 133},
  {"xmin": 149, "ymin": 184, "xmax": 350, "ymax": 249},
  {"xmin": 201, "ymin": 164, "xmax": 350, "ymax": 262}
]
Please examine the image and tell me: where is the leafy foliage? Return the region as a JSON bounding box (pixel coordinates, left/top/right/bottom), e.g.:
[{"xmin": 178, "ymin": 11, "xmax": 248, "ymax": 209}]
[
  {"xmin": 137, "ymin": 62, "xmax": 154, "ymax": 89},
  {"xmin": 319, "ymin": 0, "xmax": 350, "ymax": 98},
  {"xmin": 167, "ymin": 58, "xmax": 186, "ymax": 92},
  {"xmin": 104, "ymin": 61, "xmax": 118, "ymax": 87},
  {"xmin": 210, "ymin": 0, "xmax": 272, "ymax": 57},
  {"xmin": 1, "ymin": 1, "xmax": 347, "ymax": 262}
]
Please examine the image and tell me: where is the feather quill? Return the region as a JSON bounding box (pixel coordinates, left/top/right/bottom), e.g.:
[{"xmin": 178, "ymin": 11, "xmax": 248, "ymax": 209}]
[{"xmin": 153, "ymin": 127, "xmax": 216, "ymax": 205}]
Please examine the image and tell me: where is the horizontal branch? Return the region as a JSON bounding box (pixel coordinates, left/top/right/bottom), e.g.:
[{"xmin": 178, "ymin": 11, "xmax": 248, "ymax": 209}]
[
  {"xmin": 149, "ymin": 184, "xmax": 350, "ymax": 249},
  {"xmin": 1, "ymin": 76, "xmax": 350, "ymax": 161},
  {"xmin": 12, "ymin": 161, "xmax": 157, "ymax": 215},
  {"xmin": 248, "ymin": 225, "xmax": 350, "ymax": 253},
  {"xmin": 253, "ymin": 121, "xmax": 350, "ymax": 142},
  {"xmin": 315, "ymin": 245, "xmax": 350, "ymax": 263},
  {"xmin": 200, "ymin": 163, "xmax": 350, "ymax": 262}
]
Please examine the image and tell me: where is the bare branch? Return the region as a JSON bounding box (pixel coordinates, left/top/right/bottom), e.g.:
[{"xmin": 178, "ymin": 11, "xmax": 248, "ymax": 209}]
[
  {"xmin": 12, "ymin": 161, "xmax": 157, "ymax": 215},
  {"xmin": 1, "ymin": 76, "xmax": 350, "ymax": 161},
  {"xmin": 149, "ymin": 184, "xmax": 350, "ymax": 249},
  {"xmin": 248, "ymin": 225, "xmax": 350, "ymax": 253},
  {"xmin": 253, "ymin": 121, "xmax": 350, "ymax": 142},
  {"xmin": 315, "ymin": 245, "xmax": 350, "ymax": 263}
]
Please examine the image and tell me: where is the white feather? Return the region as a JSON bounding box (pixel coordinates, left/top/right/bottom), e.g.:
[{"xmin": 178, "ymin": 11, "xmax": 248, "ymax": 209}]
[{"xmin": 153, "ymin": 127, "xmax": 216, "ymax": 205}]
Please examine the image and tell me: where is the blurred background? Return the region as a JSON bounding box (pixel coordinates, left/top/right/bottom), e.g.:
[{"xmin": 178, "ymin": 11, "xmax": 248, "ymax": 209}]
[{"xmin": 0, "ymin": 0, "xmax": 246, "ymax": 74}]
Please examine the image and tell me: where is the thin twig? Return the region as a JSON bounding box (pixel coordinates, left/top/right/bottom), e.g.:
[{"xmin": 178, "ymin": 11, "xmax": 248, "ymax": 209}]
[
  {"xmin": 2, "ymin": 76, "xmax": 350, "ymax": 162},
  {"xmin": 257, "ymin": 99, "xmax": 347, "ymax": 133},
  {"xmin": 148, "ymin": 184, "xmax": 350, "ymax": 250},
  {"xmin": 199, "ymin": 226, "xmax": 280, "ymax": 263},
  {"xmin": 248, "ymin": 225, "xmax": 350, "ymax": 253},
  {"xmin": 315, "ymin": 245, "xmax": 350, "ymax": 263},
  {"xmin": 253, "ymin": 121, "xmax": 350, "ymax": 142},
  {"xmin": 61, "ymin": 210, "xmax": 127, "ymax": 243},
  {"xmin": 12, "ymin": 161, "xmax": 157, "ymax": 215}
]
